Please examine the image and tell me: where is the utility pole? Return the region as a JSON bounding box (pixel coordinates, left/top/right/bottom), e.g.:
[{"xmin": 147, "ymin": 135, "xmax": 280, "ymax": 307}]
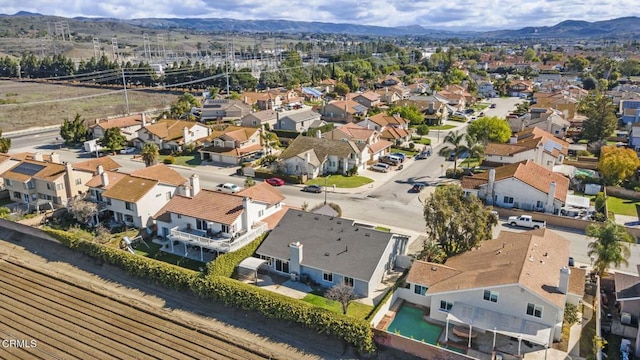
[
  {"xmin": 121, "ymin": 68, "xmax": 130, "ymax": 114},
  {"xmin": 225, "ymin": 41, "xmax": 230, "ymax": 95}
]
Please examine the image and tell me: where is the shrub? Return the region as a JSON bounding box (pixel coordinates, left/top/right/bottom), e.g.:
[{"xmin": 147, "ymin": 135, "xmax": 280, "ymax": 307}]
[
  {"xmin": 0, "ymin": 207, "xmax": 10, "ymax": 219},
  {"xmin": 206, "ymin": 233, "xmax": 267, "ymax": 278},
  {"xmin": 415, "ymin": 125, "xmax": 429, "ymax": 136},
  {"xmin": 163, "ymin": 155, "xmax": 175, "ymax": 164},
  {"xmin": 445, "ymin": 168, "xmax": 464, "ymax": 179},
  {"xmin": 408, "ymin": 142, "xmax": 415, "ymax": 150},
  {"xmin": 577, "ymin": 150, "xmax": 592, "ymax": 157},
  {"xmin": 564, "ymin": 303, "xmax": 580, "ymax": 325}
]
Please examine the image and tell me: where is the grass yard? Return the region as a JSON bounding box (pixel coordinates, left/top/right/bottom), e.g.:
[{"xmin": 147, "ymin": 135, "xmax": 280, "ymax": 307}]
[
  {"xmin": 460, "ymin": 157, "xmax": 481, "ymax": 169},
  {"xmin": 133, "ymin": 242, "xmax": 205, "ymax": 271},
  {"xmin": 472, "ymin": 103, "xmax": 490, "ymax": 110},
  {"xmin": 428, "ymin": 124, "xmax": 456, "ymax": 130},
  {"xmin": 391, "ymin": 148, "xmax": 420, "ymax": 157},
  {"xmin": 159, "ymin": 154, "xmax": 202, "ymax": 167},
  {"xmin": 606, "ymin": 196, "xmax": 640, "ymax": 217},
  {"xmin": 411, "ymin": 137, "xmax": 432, "ymax": 145},
  {"xmin": 306, "ymin": 175, "xmax": 373, "ymax": 188},
  {"xmin": 579, "ymin": 317, "xmax": 596, "ymax": 357},
  {"xmin": 301, "ymin": 292, "xmax": 373, "ymax": 319}
]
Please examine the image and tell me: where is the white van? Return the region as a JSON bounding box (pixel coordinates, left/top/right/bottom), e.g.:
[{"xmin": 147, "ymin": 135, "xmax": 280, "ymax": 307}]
[{"xmin": 371, "ymin": 163, "xmax": 390, "ymax": 173}]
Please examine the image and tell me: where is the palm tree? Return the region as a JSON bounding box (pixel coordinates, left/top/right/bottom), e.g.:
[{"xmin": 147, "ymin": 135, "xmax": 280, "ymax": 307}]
[
  {"xmin": 141, "ymin": 143, "xmax": 159, "ymax": 167},
  {"xmin": 437, "ymin": 130, "xmax": 466, "ymax": 174},
  {"xmin": 462, "ymin": 134, "xmax": 485, "ymax": 170},
  {"xmin": 586, "ymin": 220, "xmax": 634, "ymax": 277},
  {"xmin": 260, "ymin": 128, "xmax": 280, "ymax": 155}
]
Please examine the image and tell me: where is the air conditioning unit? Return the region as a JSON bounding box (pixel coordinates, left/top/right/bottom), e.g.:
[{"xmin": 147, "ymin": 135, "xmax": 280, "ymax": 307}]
[
  {"xmin": 290, "ymin": 272, "xmax": 299, "ymax": 281},
  {"xmin": 621, "ymin": 312, "xmax": 632, "ymax": 325}
]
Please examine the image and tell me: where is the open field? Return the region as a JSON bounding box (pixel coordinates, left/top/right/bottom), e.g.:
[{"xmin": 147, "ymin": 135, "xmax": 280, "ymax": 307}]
[{"xmin": 0, "ymin": 80, "xmax": 179, "ymax": 131}]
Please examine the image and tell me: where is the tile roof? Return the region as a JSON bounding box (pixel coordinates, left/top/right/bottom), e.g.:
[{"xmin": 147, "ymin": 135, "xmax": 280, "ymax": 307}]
[
  {"xmin": 2, "ymin": 159, "xmax": 66, "ymax": 182},
  {"xmin": 154, "ymin": 189, "xmax": 244, "ymax": 225},
  {"xmin": 220, "ymin": 127, "xmax": 259, "ymax": 142},
  {"xmin": 354, "ymin": 91, "xmax": 380, "ymax": 102},
  {"xmin": 200, "ymin": 143, "xmax": 263, "ymax": 157},
  {"xmin": 73, "ymin": 157, "xmax": 121, "ymax": 173},
  {"xmin": 129, "ymin": 164, "xmax": 186, "ymax": 187},
  {"xmin": 368, "ymin": 113, "xmax": 409, "ymax": 127},
  {"xmin": 279, "ymin": 109, "xmax": 322, "ymax": 123},
  {"xmin": 0, "ymin": 153, "xmax": 10, "ymax": 164},
  {"xmin": 85, "ymin": 171, "xmax": 127, "ymax": 189},
  {"xmin": 91, "ymin": 114, "xmax": 143, "ymax": 130},
  {"xmin": 279, "ymin": 136, "xmax": 360, "ymax": 162},
  {"xmin": 408, "ymin": 229, "xmax": 570, "ymax": 308},
  {"xmin": 236, "ymin": 182, "xmax": 285, "ymax": 205},
  {"xmin": 242, "ymin": 110, "xmax": 277, "ymax": 122},
  {"xmin": 381, "ymin": 127, "xmax": 410, "ymax": 140},
  {"xmin": 142, "ymin": 119, "xmax": 200, "ymax": 141},
  {"xmin": 256, "ymin": 209, "xmax": 396, "ymax": 281},
  {"xmin": 327, "ymin": 100, "xmax": 366, "ymax": 114},
  {"xmin": 102, "ymin": 174, "xmax": 158, "ymax": 202},
  {"xmin": 368, "ymin": 140, "xmax": 393, "ymax": 154}
]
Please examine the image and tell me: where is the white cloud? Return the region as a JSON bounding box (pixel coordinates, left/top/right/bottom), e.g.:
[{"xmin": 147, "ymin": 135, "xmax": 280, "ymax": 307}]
[{"xmin": 1, "ymin": 0, "xmax": 639, "ymax": 30}]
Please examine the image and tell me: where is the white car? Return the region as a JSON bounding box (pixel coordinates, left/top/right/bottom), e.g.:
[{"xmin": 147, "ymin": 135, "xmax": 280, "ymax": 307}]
[
  {"xmin": 120, "ymin": 147, "xmax": 136, "ymax": 154},
  {"xmin": 215, "ymin": 183, "xmax": 242, "ymax": 194}
]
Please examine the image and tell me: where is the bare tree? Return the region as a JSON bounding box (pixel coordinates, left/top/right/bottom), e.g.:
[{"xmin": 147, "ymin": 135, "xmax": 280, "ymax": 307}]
[
  {"xmin": 326, "ymin": 283, "xmax": 356, "ymax": 315},
  {"xmin": 67, "ymin": 196, "xmax": 98, "ymax": 225}
]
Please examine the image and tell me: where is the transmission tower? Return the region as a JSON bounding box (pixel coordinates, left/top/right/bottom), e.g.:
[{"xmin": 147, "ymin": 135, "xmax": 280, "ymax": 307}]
[
  {"xmin": 92, "ymin": 37, "xmax": 100, "ymax": 58},
  {"xmin": 111, "ymin": 37, "xmax": 119, "ymax": 60},
  {"xmin": 156, "ymin": 34, "xmax": 166, "ymax": 62},
  {"xmin": 143, "ymin": 33, "xmax": 151, "ymax": 61}
]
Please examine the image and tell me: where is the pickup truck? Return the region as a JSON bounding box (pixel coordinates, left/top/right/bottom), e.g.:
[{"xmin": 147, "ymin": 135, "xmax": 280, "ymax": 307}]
[{"xmin": 507, "ymin": 215, "xmax": 546, "ymax": 229}]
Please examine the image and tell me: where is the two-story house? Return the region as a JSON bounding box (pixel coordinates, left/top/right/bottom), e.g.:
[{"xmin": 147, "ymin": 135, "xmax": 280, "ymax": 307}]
[
  {"xmin": 90, "ymin": 113, "xmax": 147, "ymax": 141},
  {"xmin": 0, "ymin": 153, "xmax": 20, "ymax": 191},
  {"xmin": 198, "ymin": 126, "xmax": 262, "ymax": 164},
  {"xmin": 154, "ymin": 181, "xmax": 285, "ymax": 261},
  {"xmin": 277, "ymin": 136, "xmax": 367, "ymax": 179},
  {"xmin": 240, "ymin": 110, "xmax": 278, "ymax": 128},
  {"xmin": 508, "ymin": 108, "xmax": 571, "ymax": 138},
  {"xmin": 323, "ymin": 123, "xmax": 393, "ymax": 162},
  {"xmin": 200, "ymin": 99, "xmax": 252, "ymax": 122},
  {"xmin": 275, "ymin": 109, "xmax": 324, "ymax": 132},
  {"xmin": 507, "ymin": 80, "xmax": 533, "ymax": 97},
  {"xmin": 477, "ymin": 81, "xmax": 497, "ymax": 98},
  {"xmin": 483, "ymin": 128, "xmax": 568, "ymax": 170},
  {"xmin": 357, "ymin": 113, "xmax": 411, "ymax": 144},
  {"xmin": 394, "ymin": 229, "xmax": 583, "ymax": 351},
  {"xmin": 85, "ymin": 164, "xmax": 186, "ymax": 228},
  {"xmin": 322, "ymin": 100, "xmax": 367, "ymax": 123},
  {"xmin": 135, "ymin": 119, "xmax": 210, "ymax": 151},
  {"xmin": 242, "ymin": 92, "xmax": 283, "ymax": 110},
  {"xmin": 350, "ymin": 92, "xmax": 381, "ymax": 109}
]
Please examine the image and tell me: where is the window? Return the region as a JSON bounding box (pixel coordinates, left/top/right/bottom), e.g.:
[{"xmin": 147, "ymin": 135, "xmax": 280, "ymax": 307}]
[
  {"xmin": 503, "ymin": 196, "xmax": 514, "ymax": 204},
  {"xmin": 344, "ymin": 276, "xmax": 354, "ymax": 287},
  {"xmin": 124, "ymin": 214, "xmax": 134, "ymax": 224},
  {"xmin": 222, "ymin": 224, "xmax": 230, "ymax": 233},
  {"xmin": 526, "ymin": 303, "xmax": 543, "ymax": 318},
  {"xmin": 166, "ymin": 192, "xmax": 172, "ymax": 200},
  {"xmin": 12, "ymin": 192, "xmax": 20, "ymax": 199},
  {"xmin": 4, "ymin": 179, "xmax": 11, "ymax": 186},
  {"xmin": 125, "ymin": 202, "xmax": 133, "ymax": 210},
  {"xmin": 414, "ymin": 285, "xmax": 427, "ymax": 296},
  {"xmin": 56, "ymin": 183, "xmax": 64, "ymax": 190},
  {"xmin": 196, "ymin": 219, "xmax": 208, "ymax": 231},
  {"xmin": 536, "ymin": 201, "xmax": 544, "ymax": 209},
  {"xmin": 47, "ymin": 183, "xmax": 54, "ymax": 190},
  {"xmin": 439, "ymin": 300, "xmax": 453, "ymax": 312},
  {"xmin": 75, "ymin": 178, "xmax": 82, "ymax": 185},
  {"xmin": 275, "ymin": 259, "xmax": 289, "ymax": 273},
  {"xmin": 258, "ymin": 210, "xmax": 264, "ymax": 217},
  {"xmin": 26, "ymin": 181, "xmax": 35, "ymax": 190},
  {"xmin": 177, "ymin": 214, "xmax": 182, "ymax": 219},
  {"xmin": 323, "ymin": 272, "xmax": 333, "ymax": 282},
  {"xmin": 483, "ymin": 290, "xmax": 499, "ymax": 303}
]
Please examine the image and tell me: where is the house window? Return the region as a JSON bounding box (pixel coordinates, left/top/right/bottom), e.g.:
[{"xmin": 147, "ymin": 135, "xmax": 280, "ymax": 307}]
[
  {"xmin": 222, "ymin": 224, "xmax": 230, "ymax": 233},
  {"xmin": 124, "ymin": 214, "xmax": 134, "ymax": 224},
  {"xmin": 166, "ymin": 192, "xmax": 172, "ymax": 200},
  {"xmin": 344, "ymin": 276, "xmax": 354, "ymax": 287},
  {"xmin": 258, "ymin": 210, "xmax": 264, "ymax": 217},
  {"xmin": 26, "ymin": 181, "xmax": 35, "ymax": 190},
  {"xmin": 75, "ymin": 178, "xmax": 82, "ymax": 185},
  {"xmin": 275, "ymin": 259, "xmax": 289, "ymax": 273},
  {"xmin": 196, "ymin": 219, "xmax": 208, "ymax": 231},
  {"xmin": 4, "ymin": 179, "xmax": 11, "ymax": 186},
  {"xmin": 56, "ymin": 183, "xmax": 64, "ymax": 190},
  {"xmin": 31, "ymin": 193, "xmax": 38, "ymax": 201},
  {"xmin": 503, "ymin": 196, "xmax": 514, "ymax": 204},
  {"xmin": 47, "ymin": 183, "xmax": 53, "ymax": 190},
  {"xmin": 177, "ymin": 214, "xmax": 182, "ymax": 219},
  {"xmin": 125, "ymin": 202, "xmax": 133, "ymax": 210},
  {"xmin": 323, "ymin": 272, "xmax": 333, "ymax": 282},
  {"xmin": 536, "ymin": 201, "xmax": 544, "ymax": 209},
  {"xmin": 526, "ymin": 303, "xmax": 543, "ymax": 318},
  {"xmin": 414, "ymin": 285, "xmax": 427, "ymax": 296},
  {"xmin": 106, "ymin": 198, "xmax": 111, "ymax": 205},
  {"xmin": 483, "ymin": 290, "xmax": 499, "ymax": 303},
  {"xmin": 439, "ymin": 300, "xmax": 453, "ymax": 312}
]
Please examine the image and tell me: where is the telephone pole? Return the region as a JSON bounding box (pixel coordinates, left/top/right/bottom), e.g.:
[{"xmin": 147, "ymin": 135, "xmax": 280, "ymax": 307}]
[{"xmin": 121, "ymin": 69, "xmax": 130, "ymax": 114}]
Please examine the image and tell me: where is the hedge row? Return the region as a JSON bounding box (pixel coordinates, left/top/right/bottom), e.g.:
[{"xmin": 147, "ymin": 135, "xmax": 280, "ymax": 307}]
[
  {"xmin": 44, "ymin": 228, "xmax": 375, "ymax": 354},
  {"xmin": 207, "ymin": 233, "xmax": 266, "ymax": 278}
]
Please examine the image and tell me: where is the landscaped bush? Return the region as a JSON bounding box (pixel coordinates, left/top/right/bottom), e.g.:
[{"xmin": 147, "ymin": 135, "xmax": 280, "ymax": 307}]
[
  {"xmin": 445, "ymin": 168, "xmax": 464, "ymax": 179},
  {"xmin": 43, "ymin": 227, "xmax": 376, "ymax": 354},
  {"xmin": 207, "ymin": 233, "xmax": 267, "ymax": 278},
  {"xmin": 163, "ymin": 155, "xmax": 175, "ymax": 164}
]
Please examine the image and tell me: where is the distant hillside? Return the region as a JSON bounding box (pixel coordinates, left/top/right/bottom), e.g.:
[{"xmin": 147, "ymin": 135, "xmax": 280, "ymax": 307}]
[{"xmin": 481, "ymin": 16, "xmax": 640, "ymax": 39}]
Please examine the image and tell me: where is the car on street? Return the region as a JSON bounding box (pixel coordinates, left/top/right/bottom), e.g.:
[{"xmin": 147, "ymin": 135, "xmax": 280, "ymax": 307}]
[
  {"xmin": 265, "ymin": 177, "xmax": 285, "ymax": 186},
  {"xmin": 215, "ymin": 183, "xmax": 242, "ymax": 194},
  {"xmin": 120, "ymin": 147, "xmax": 136, "ymax": 154},
  {"xmin": 415, "ymin": 152, "xmax": 430, "ymax": 160},
  {"xmin": 410, "ymin": 182, "xmax": 427, "ymax": 193},
  {"xmin": 302, "ymin": 185, "xmax": 323, "ymax": 193},
  {"xmin": 447, "ymin": 151, "xmax": 468, "ymax": 161}
]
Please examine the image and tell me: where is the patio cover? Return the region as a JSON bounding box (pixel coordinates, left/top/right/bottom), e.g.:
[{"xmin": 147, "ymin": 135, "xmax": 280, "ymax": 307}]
[
  {"xmin": 237, "ymin": 257, "xmax": 268, "ymax": 284},
  {"xmin": 565, "ymin": 194, "xmax": 591, "ymax": 209},
  {"xmin": 446, "ymin": 303, "xmax": 552, "ymax": 346}
]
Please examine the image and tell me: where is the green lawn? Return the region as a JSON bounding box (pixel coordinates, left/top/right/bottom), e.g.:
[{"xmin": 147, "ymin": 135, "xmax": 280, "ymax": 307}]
[
  {"xmin": 606, "ymin": 196, "xmax": 640, "ymax": 217},
  {"xmin": 306, "ymin": 175, "xmax": 373, "ymax": 188},
  {"xmin": 158, "ymin": 154, "xmax": 202, "ymax": 167},
  {"xmin": 301, "ymin": 292, "xmax": 373, "ymax": 319},
  {"xmin": 374, "ymin": 226, "xmax": 391, "ymax": 232},
  {"xmin": 460, "ymin": 157, "xmax": 481, "ymax": 169},
  {"xmin": 579, "ymin": 317, "xmax": 596, "ymax": 357},
  {"xmin": 428, "ymin": 124, "xmax": 456, "ymax": 130},
  {"xmin": 411, "ymin": 137, "xmax": 432, "ymax": 145},
  {"xmin": 133, "ymin": 242, "xmax": 205, "ymax": 271},
  {"xmin": 391, "ymin": 148, "xmax": 420, "ymax": 157},
  {"xmin": 472, "ymin": 103, "xmax": 490, "ymax": 110}
]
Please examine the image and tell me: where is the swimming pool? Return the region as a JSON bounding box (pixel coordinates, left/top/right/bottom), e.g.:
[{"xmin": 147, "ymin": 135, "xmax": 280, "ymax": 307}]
[{"xmin": 387, "ymin": 305, "xmax": 443, "ymax": 345}]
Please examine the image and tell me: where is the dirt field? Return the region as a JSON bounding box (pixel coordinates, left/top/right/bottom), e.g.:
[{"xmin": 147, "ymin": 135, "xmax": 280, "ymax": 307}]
[
  {"xmin": 0, "ymin": 224, "xmax": 418, "ymax": 360},
  {"xmin": 0, "ymin": 80, "xmax": 179, "ymax": 131}
]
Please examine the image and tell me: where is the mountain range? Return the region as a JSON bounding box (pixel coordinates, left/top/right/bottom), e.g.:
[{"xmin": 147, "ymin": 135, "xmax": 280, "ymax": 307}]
[{"xmin": 2, "ymin": 12, "xmax": 640, "ymax": 39}]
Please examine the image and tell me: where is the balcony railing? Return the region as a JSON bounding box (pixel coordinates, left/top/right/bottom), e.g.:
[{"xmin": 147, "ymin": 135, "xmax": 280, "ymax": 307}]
[{"xmin": 168, "ymin": 222, "xmax": 267, "ymax": 253}]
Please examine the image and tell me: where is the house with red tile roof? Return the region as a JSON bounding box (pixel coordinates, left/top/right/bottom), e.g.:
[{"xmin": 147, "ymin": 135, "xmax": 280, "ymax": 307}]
[
  {"xmin": 322, "ymin": 99, "xmax": 368, "ymax": 123},
  {"xmin": 391, "ymin": 228, "xmax": 584, "ymax": 350},
  {"xmin": 323, "ymin": 123, "xmax": 393, "ymax": 162},
  {"xmin": 198, "ymin": 126, "xmax": 262, "ymax": 165},
  {"xmin": 135, "ymin": 119, "xmax": 211, "ymax": 151},
  {"xmin": 90, "ymin": 113, "xmax": 147, "ymax": 141},
  {"xmin": 350, "ymin": 91, "xmax": 381, "ymax": 109},
  {"xmin": 153, "ymin": 182, "xmax": 286, "ymax": 261},
  {"xmin": 357, "ymin": 113, "xmax": 412, "ymax": 143},
  {"xmin": 461, "ymin": 160, "xmax": 569, "ymax": 213}
]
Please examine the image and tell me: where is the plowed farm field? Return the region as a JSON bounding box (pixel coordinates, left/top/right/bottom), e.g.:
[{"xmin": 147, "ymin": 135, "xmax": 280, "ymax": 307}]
[{"xmin": 0, "ymin": 258, "xmax": 273, "ymax": 360}]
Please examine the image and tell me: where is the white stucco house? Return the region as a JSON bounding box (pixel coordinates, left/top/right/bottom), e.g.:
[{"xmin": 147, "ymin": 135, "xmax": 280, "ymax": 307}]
[
  {"xmin": 483, "ymin": 128, "xmax": 568, "ymax": 170},
  {"xmin": 135, "ymin": 119, "xmax": 211, "ymax": 151}
]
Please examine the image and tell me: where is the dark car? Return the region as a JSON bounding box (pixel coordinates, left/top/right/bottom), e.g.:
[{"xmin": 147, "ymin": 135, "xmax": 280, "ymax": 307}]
[
  {"xmin": 410, "ymin": 183, "xmax": 427, "ymax": 193},
  {"xmin": 447, "ymin": 151, "xmax": 468, "ymax": 161},
  {"xmin": 490, "ymin": 103, "xmax": 497, "ymax": 109},
  {"xmin": 265, "ymin": 177, "xmax": 285, "ymax": 186},
  {"xmin": 302, "ymin": 185, "xmax": 323, "ymax": 193}
]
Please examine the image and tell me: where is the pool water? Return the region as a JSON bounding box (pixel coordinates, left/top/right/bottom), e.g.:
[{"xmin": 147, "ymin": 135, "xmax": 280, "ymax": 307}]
[{"xmin": 387, "ymin": 305, "xmax": 443, "ymax": 345}]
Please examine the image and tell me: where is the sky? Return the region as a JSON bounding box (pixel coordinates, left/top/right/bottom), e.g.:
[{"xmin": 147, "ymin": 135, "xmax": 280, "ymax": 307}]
[{"xmin": 1, "ymin": 1, "xmax": 639, "ymax": 31}]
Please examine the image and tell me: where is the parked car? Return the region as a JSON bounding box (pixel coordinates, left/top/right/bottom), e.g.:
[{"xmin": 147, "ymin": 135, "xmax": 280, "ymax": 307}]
[
  {"xmin": 265, "ymin": 177, "xmax": 285, "ymax": 186},
  {"xmin": 507, "ymin": 215, "xmax": 546, "ymax": 229},
  {"xmin": 215, "ymin": 183, "xmax": 242, "ymax": 194},
  {"xmin": 410, "ymin": 183, "xmax": 427, "ymax": 193},
  {"xmin": 490, "ymin": 103, "xmax": 497, "ymax": 109},
  {"xmin": 120, "ymin": 147, "xmax": 136, "ymax": 154},
  {"xmin": 447, "ymin": 151, "xmax": 468, "ymax": 161},
  {"xmin": 415, "ymin": 152, "xmax": 429, "ymax": 160},
  {"xmin": 390, "ymin": 152, "xmax": 406, "ymax": 162},
  {"xmin": 371, "ymin": 163, "xmax": 390, "ymax": 173},
  {"xmin": 380, "ymin": 155, "xmax": 402, "ymax": 166},
  {"xmin": 302, "ymin": 185, "xmax": 323, "ymax": 193}
]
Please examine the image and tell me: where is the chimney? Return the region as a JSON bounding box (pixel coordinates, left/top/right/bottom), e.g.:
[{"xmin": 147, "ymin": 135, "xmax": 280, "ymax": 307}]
[
  {"xmin": 190, "ymin": 174, "xmax": 200, "ymax": 196},
  {"xmin": 509, "ymin": 135, "xmax": 518, "ymax": 144},
  {"xmin": 95, "ymin": 118, "xmax": 100, "ymax": 125},
  {"xmin": 97, "ymin": 164, "xmax": 104, "ymax": 175},
  {"xmin": 546, "ymin": 181, "xmax": 556, "ymax": 213},
  {"xmin": 487, "ymin": 168, "xmax": 496, "ymax": 205},
  {"xmin": 558, "ymin": 266, "xmax": 571, "ymax": 294},
  {"xmin": 183, "ymin": 126, "xmax": 189, "ymax": 144},
  {"xmin": 33, "ymin": 152, "xmax": 44, "ymax": 162},
  {"xmin": 142, "ymin": 112, "xmax": 147, "ymax": 126},
  {"xmin": 305, "ymin": 151, "xmax": 311, "ymax": 164},
  {"xmin": 64, "ymin": 162, "xmax": 75, "ymax": 198},
  {"xmin": 316, "ymin": 129, "xmax": 322, "ymax": 138},
  {"xmin": 100, "ymin": 171, "xmax": 109, "ymax": 187},
  {"xmin": 50, "ymin": 152, "xmax": 61, "ymax": 164},
  {"xmin": 179, "ymin": 181, "xmax": 192, "ymax": 198},
  {"xmin": 241, "ymin": 197, "xmax": 251, "ymax": 230},
  {"xmin": 289, "ymin": 241, "xmax": 303, "ymax": 276}
]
